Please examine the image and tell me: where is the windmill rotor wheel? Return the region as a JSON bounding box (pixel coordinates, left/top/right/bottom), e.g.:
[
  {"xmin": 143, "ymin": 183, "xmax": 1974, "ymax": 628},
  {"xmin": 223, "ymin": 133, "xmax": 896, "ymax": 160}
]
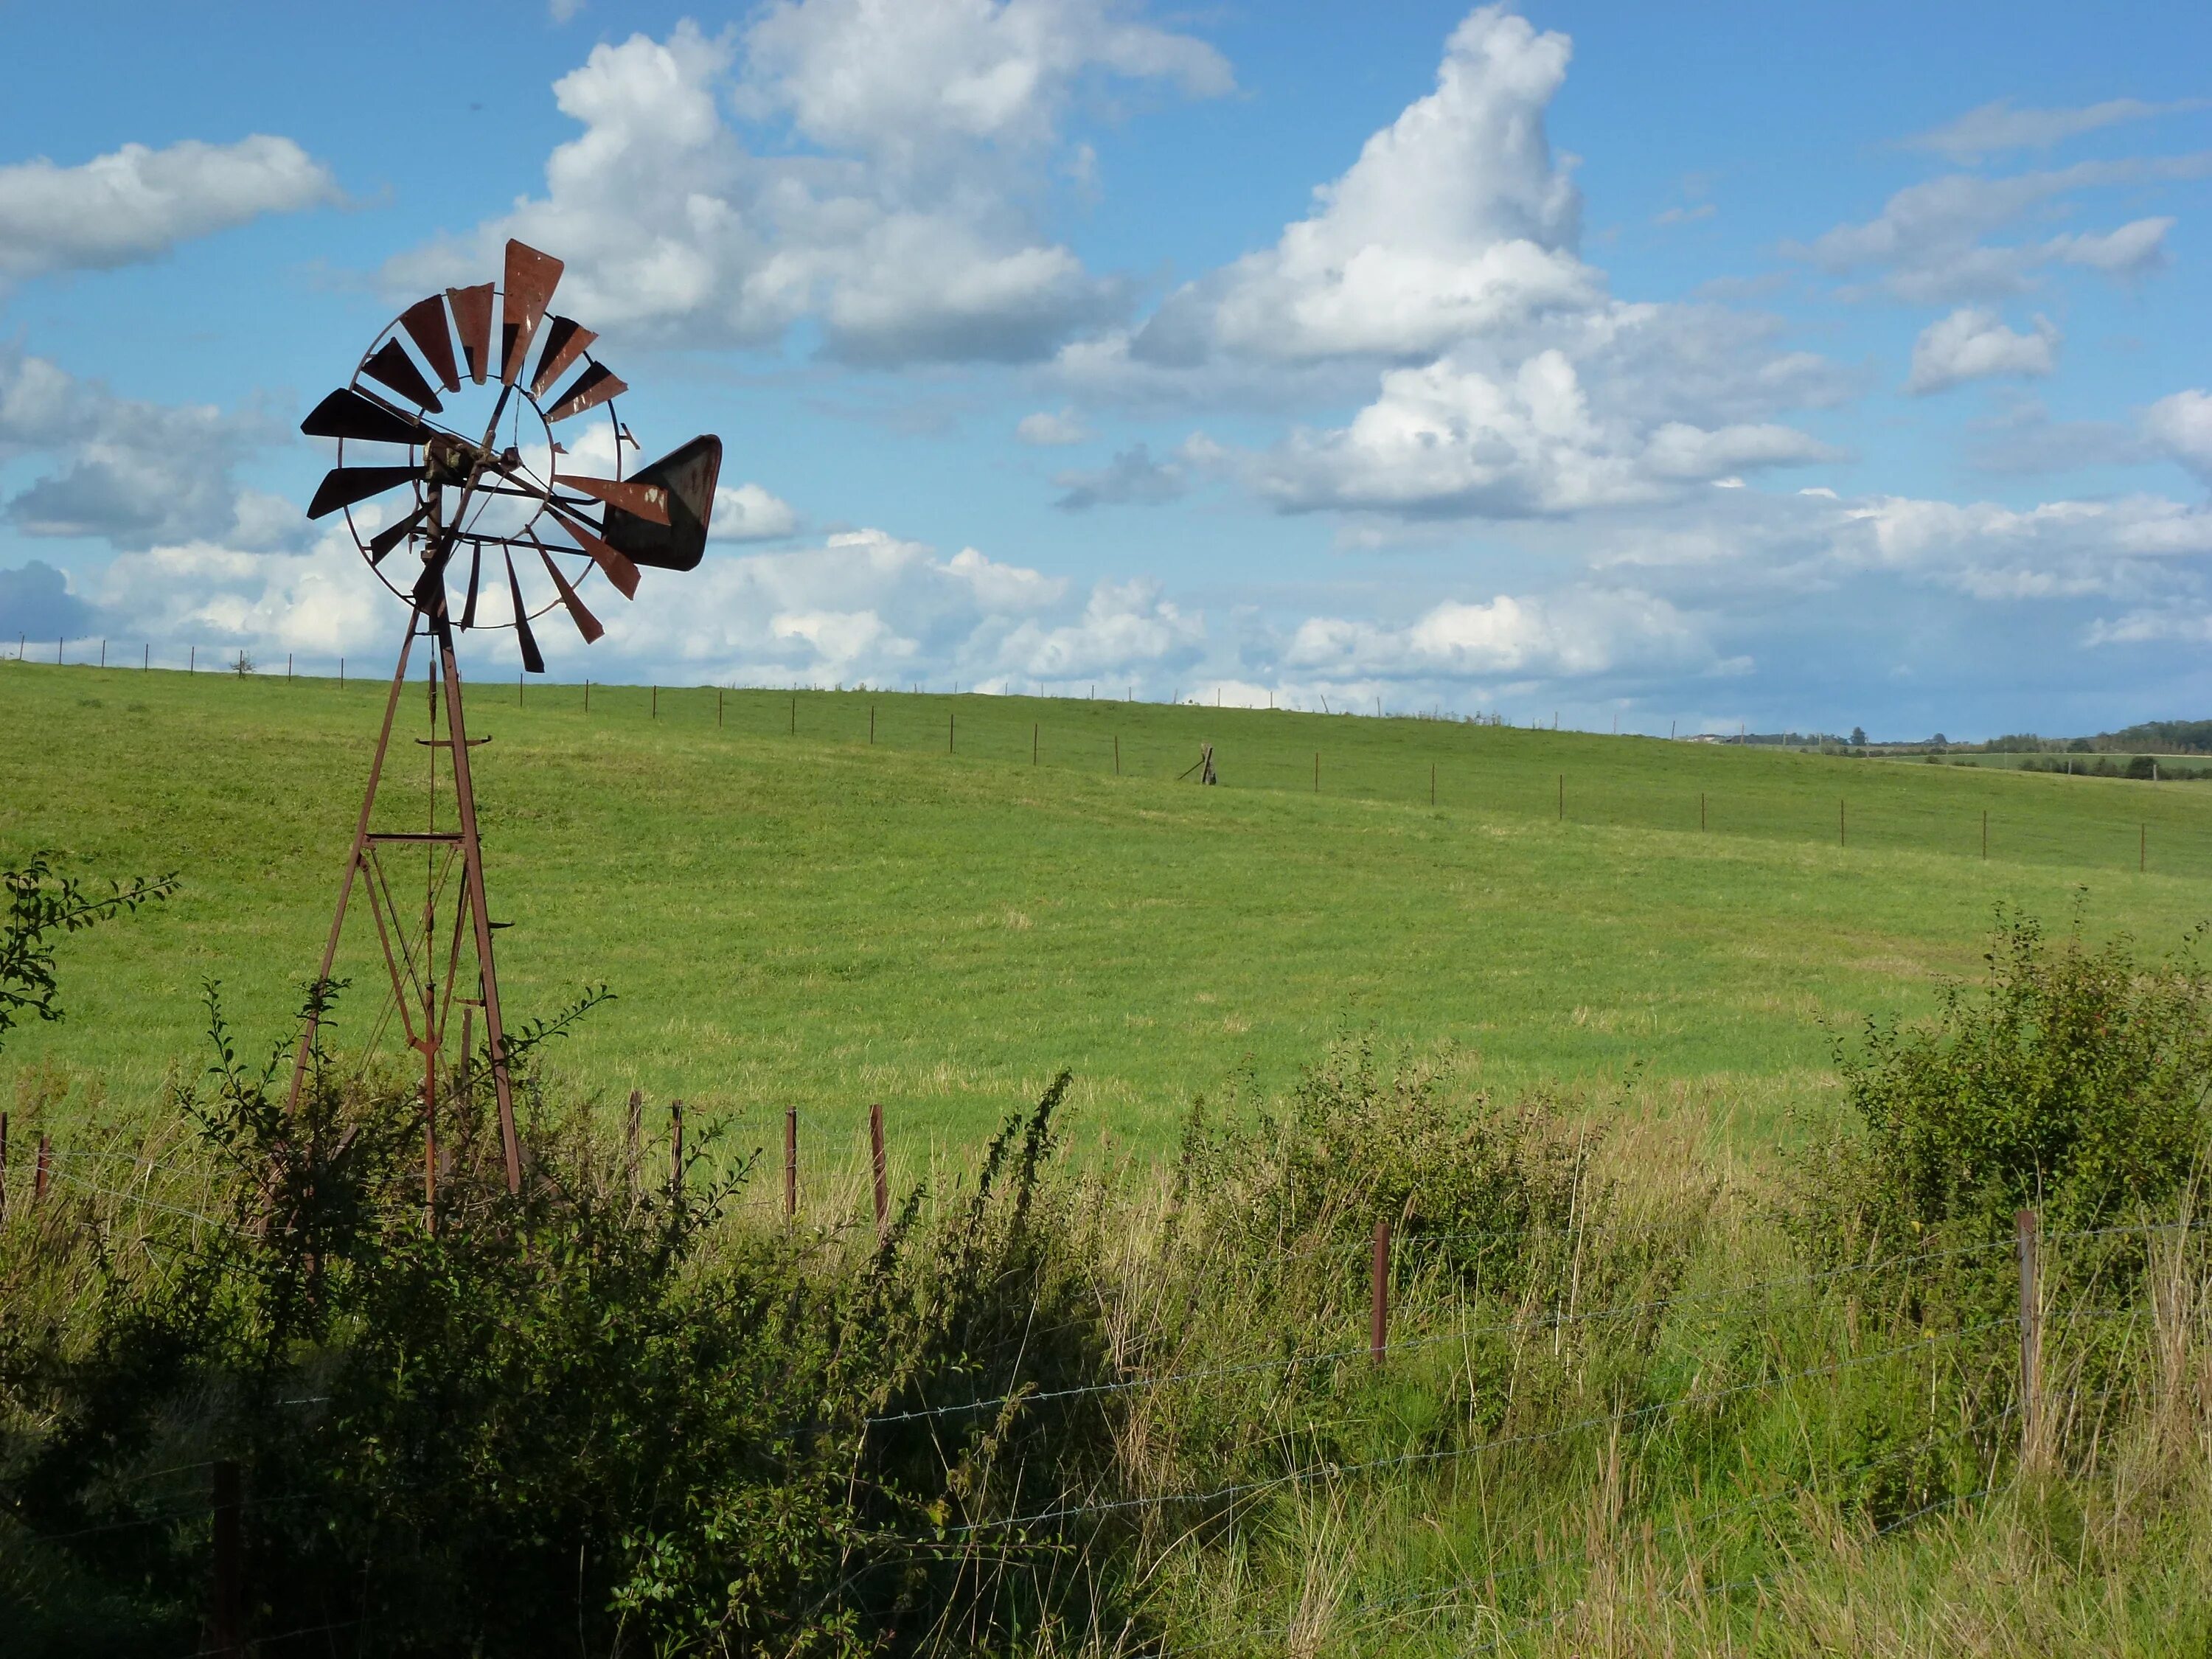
[{"xmin": 299, "ymin": 238, "xmax": 725, "ymax": 669}]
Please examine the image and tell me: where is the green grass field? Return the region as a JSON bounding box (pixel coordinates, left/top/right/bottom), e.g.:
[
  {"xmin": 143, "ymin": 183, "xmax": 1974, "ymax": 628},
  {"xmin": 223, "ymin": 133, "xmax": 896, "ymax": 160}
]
[{"xmin": 6, "ymin": 655, "xmax": 2210, "ymax": 1155}]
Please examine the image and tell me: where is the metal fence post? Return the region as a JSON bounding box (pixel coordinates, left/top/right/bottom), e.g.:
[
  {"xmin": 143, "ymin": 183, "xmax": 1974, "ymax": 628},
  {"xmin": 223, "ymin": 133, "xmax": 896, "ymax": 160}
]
[
  {"xmin": 626, "ymin": 1088, "xmax": 642, "ymax": 1202},
  {"xmin": 1371, "ymin": 1219, "xmax": 1392, "ymax": 1366},
  {"xmin": 870, "ymin": 1102, "xmax": 888, "ymax": 1234},
  {"xmin": 2017, "ymin": 1208, "xmax": 2042, "ymax": 1470},
  {"xmin": 668, "ymin": 1099, "xmax": 684, "ymax": 1198}
]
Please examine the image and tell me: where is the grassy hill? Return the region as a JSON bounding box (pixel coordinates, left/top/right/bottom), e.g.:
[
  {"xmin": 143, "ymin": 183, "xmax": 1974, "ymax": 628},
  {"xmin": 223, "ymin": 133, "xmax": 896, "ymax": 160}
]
[{"xmin": 5, "ymin": 655, "xmax": 2210, "ymax": 1154}]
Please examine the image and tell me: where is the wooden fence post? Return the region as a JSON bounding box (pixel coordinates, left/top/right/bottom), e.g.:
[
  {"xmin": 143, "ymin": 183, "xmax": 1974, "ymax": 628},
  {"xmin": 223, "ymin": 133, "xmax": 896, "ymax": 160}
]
[
  {"xmin": 2017, "ymin": 1208, "xmax": 2042, "ymax": 1471},
  {"xmin": 1313, "ymin": 751, "xmax": 1320, "ymax": 793},
  {"xmin": 669, "ymin": 1100, "xmax": 685, "ymax": 1198},
  {"xmin": 1033, "ymin": 722, "xmax": 1039, "ymax": 765},
  {"xmin": 947, "ymin": 712, "xmax": 955, "ymax": 754},
  {"xmin": 34, "ymin": 1134, "xmax": 50, "ymax": 1204},
  {"xmin": 652, "ymin": 684, "xmax": 658, "ymax": 719},
  {"xmin": 785, "ymin": 1108, "xmax": 799, "ymax": 1218},
  {"xmin": 0, "ymin": 1110, "xmax": 8, "ymax": 1221},
  {"xmin": 1371, "ymin": 1219, "xmax": 1392, "ymax": 1366},
  {"xmin": 1700, "ymin": 792, "xmax": 1706, "ymax": 832},
  {"xmin": 869, "ymin": 1102, "xmax": 889, "ymax": 1234},
  {"xmin": 210, "ymin": 1459, "xmax": 243, "ymax": 1658},
  {"xmin": 584, "ymin": 678, "xmax": 590, "ymax": 712}
]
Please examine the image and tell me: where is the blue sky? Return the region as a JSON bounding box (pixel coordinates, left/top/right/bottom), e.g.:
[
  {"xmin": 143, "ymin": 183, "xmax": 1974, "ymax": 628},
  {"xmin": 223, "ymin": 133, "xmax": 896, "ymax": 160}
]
[{"xmin": 2, "ymin": 0, "xmax": 2209, "ymax": 739}]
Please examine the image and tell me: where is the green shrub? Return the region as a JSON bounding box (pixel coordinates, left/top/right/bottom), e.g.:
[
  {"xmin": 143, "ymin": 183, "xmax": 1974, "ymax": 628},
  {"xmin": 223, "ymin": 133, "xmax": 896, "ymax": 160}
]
[
  {"xmin": 1798, "ymin": 912, "xmax": 2212, "ymax": 1253},
  {"xmin": 0, "ymin": 997, "xmax": 1127, "ymax": 1658}
]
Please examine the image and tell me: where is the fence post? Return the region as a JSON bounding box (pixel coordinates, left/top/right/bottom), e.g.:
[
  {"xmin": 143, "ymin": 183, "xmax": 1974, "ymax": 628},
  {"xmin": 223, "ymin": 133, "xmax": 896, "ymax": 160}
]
[
  {"xmin": 870, "ymin": 704, "xmax": 875, "ymax": 745},
  {"xmin": 338, "ymin": 656, "xmax": 344, "ymax": 689},
  {"xmin": 653, "ymin": 684, "xmax": 658, "ymax": 718},
  {"xmin": 34, "ymin": 1135, "xmax": 50, "ymax": 1203},
  {"xmin": 1313, "ymin": 751, "xmax": 1320, "ymax": 793},
  {"xmin": 287, "ymin": 652, "xmax": 292, "ymax": 681},
  {"xmin": 0, "ymin": 1110, "xmax": 8, "ymax": 1220},
  {"xmin": 518, "ymin": 671, "xmax": 524, "ymax": 706},
  {"xmin": 1371, "ymin": 1219, "xmax": 1392, "ymax": 1366},
  {"xmin": 2017, "ymin": 1208, "xmax": 2042, "ymax": 1471},
  {"xmin": 190, "ymin": 646, "xmax": 196, "ymax": 673},
  {"xmin": 1430, "ymin": 762, "xmax": 1436, "ymax": 806},
  {"xmin": 870, "ymin": 1102, "xmax": 888, "ymax": 1234},
  {"xmin": 210, "ymin": 1459, "xmax": 243, "ymax": 1658},
  {"xmin": 668, "ymin": 1099, "xmax": 684, "ymax": 1198},
  {"xmin": 947, "ymin": 712, "xmax": 955, "ymax": 754},
  {"xmin": 584, "ymin": 678, "xmax": 590, "ymax": 712},
  {"xmin": 1700, "ymin": 792, "xmax": 1706, "ymax": 832},
  {"xmin": 785, "ymin": 1107, "xmax": 798, "ymax": 1218},
  {"xmin": 625, "ymin": 1089, "xmax": 641, "ymax": 1201},
  {"xmin": 790, "ymin": 694, "xmax": 796, "ymax": 734}
]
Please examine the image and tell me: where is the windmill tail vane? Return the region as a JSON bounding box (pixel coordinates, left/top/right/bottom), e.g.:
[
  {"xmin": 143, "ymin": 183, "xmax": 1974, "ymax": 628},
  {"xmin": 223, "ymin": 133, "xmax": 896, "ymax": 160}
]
[{"xmin": 285, "ymin": 240, "xmax": 723, "ymax": 1204}]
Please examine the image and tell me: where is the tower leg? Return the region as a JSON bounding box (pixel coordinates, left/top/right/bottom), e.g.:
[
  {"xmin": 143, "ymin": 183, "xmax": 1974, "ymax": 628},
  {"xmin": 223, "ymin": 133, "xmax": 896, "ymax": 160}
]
[
  {"xmin": 436, "ymin": 631, "xmax": 522, "ymax": 1194},
  {"xmin": 288, "ymin": 619, "xmax": 421, "ymax": 1113}
]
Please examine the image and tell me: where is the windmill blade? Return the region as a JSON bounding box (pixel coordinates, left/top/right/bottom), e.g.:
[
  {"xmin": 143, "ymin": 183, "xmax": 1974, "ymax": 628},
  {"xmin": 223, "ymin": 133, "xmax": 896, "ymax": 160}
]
[
  {"xmin": 302, "ymin": 387, "xmax": 423, "ymax": 445},
  {"xmin": 545, "ymin": 500, "xmax": 641, "ymax": 599},
  {"xmin": 398, "ymin": 296, "xmax": 462, "ymax": 393},
  {"xmin": 553, "ymin": 472, "xmax": 671, "ymax": 525},
  {"xmin": 500, "ymin": 241, "xmax": 563, "ymax": 386},
  {"xmin": 532, "ymin": 535, "xmax": 605, "ymax": 643},
  {"xmin": 310, "ymin": 464, "xmax": 421, "ymax": 519},
  {"xmin": 545, "ymin": 361, "xmax": 625, "ymax": 423},
  {"xmin": 361, "ymin": 339, "xmax": 444, "ymax": 414},
  {"xmin": 505, "ymin": 550, "xmax": 545, "ymax": 673},
  {"xmin": 602, "ymin": 435, "xmax": 722, "ymax": 572},
  {"xmin": 367, "ymin": 501, "xmax": 431, "ymax": 566},
  {"xmin": 459, "ymin": 544, "xmax": 483, "ymax": 628},
  {"xmin": 529, "ymin": 318, "xmax": 597, "ymax": 400},
  {"xmin": 446, "ymin": 282, "xmax": 495, "ymax": 384}
]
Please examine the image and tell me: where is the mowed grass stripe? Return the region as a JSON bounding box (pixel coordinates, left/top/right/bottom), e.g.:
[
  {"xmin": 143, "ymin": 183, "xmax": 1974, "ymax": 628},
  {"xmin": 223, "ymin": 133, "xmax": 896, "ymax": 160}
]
[{"xmin": 4, "ymin": 658, "xmax": 2207, "ymax": 1155}]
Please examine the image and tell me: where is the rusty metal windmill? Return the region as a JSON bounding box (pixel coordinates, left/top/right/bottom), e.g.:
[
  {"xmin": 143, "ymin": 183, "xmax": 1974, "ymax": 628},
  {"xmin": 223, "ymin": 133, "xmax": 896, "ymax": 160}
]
[{"xmin": 285, "ymin": 239, "xmax": 722, "ymax": 1199}]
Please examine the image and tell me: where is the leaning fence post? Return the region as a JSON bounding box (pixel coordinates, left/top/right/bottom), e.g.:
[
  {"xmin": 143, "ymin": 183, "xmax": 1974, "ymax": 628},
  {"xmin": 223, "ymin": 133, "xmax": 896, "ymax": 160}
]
[
  {"xmin": 870, "ymin": 1102, "xmax": 888, "ymax": 1234},
  {"xmin": 210, "ymin": 1458, "xmax": 243, "ymax": 1658},
  {"xmin": 1371, "ymin": 1219, "xmax": 1392, "ymax": 1366},
  {"xmin": 668, "ymin": 1100, "xmax": 685, "ymax": 1198},
  {"xmin": 785, "ymin": 1107, "xmax": 799, "ymax": 1218},
  {"xmin": 2017, "ymin": 1207, "xmax": 2042, "ymax": 1470},
  {"xmin": 34, "ymin": 1134, "xmax": 50, "ymax": 1204}
]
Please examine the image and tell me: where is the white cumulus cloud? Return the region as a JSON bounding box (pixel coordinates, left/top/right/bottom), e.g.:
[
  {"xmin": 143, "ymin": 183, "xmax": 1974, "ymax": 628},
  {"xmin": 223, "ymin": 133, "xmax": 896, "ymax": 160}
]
[
  {"xmin": 1905, "ymin": 307, "xmax": 2059, "ymax": 394},
  {"xmin": 0, "ymin": 136, "xmax": 338, "ymax": 276},
  {"xmin": 709, "ymin": 482, "xmax": 800, "ymax": 540},
  {"xmin": 389, "ymin": 7, "xmax": 1228, "ymax": 365}
]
